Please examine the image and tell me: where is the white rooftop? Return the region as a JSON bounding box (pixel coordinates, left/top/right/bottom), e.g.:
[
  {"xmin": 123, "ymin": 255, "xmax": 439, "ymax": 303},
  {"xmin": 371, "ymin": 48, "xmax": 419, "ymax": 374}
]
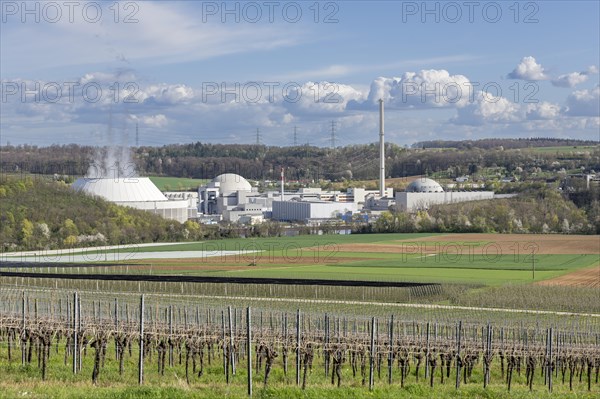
[
  {"xmin": 406, "ymin": 178, "xmax": 444, "ymax": 193},
  {"xmin": 72, "ymin": 177, "xmax": 168, "ymax": 202},
  {"xmin": 211, "ymin": 173, "xmax": 252, "ymax": 195}
]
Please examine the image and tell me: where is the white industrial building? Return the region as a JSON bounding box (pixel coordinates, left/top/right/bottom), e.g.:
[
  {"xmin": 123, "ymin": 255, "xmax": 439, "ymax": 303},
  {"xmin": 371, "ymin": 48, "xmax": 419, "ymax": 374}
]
[
  {"xmin": 272, "ymin": 200, "xmax": 358, "ymax": 222},
  {"xmin": 164, "ymin": 191, "xmax": 199, "ymax": 220},
  {"xmin": 72, "ymin": 177, "xmax": 191, "ymax": 223},
  {"xmin": 395, "ymin": 178, "xmax": 495, "ymax": 212},
  {"xmin": 196, "ymin": 173, "xmax": 394, "ymax": 223},
  {"xmin": 198, "ymin": 173, "xmax": 268, "ymax": 223}
]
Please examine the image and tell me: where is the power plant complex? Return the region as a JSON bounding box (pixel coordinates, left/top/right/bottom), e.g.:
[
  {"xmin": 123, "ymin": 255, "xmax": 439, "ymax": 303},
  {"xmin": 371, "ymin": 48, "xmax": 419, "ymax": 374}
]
[{"xmin": 72, "ymin": 100, "xmax": 499, "ymax": 225}]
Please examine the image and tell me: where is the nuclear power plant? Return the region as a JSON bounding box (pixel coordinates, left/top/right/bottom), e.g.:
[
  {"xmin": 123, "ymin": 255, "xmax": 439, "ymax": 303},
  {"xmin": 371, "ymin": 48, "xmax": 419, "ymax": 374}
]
[{"xmin": 72, "ymin": 100, "xmax": 499, "ymax": 224}]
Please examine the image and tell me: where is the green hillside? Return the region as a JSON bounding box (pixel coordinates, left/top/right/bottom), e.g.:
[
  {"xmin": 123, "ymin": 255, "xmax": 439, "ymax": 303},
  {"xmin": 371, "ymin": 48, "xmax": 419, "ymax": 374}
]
[{"xmin": 0, "ymin": 176, "xmax": 197, "ymax": 252}]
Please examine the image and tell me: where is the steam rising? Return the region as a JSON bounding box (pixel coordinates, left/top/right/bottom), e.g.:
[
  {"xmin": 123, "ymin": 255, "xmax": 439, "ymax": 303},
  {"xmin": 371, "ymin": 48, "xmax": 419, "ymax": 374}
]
[
  {"xmin": 86, "ymin": 146, "xmax": 137, "ymax": 179},
  {"xmin": 86, "ymin": 107, "xmax": 138, "ymax": 179}
]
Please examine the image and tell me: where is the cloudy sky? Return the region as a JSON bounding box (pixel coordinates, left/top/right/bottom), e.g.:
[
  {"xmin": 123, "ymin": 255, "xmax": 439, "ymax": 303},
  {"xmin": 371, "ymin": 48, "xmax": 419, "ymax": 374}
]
[{"xmin": 1, "ymin": 1, "xmax": 598, "ymax": 147}]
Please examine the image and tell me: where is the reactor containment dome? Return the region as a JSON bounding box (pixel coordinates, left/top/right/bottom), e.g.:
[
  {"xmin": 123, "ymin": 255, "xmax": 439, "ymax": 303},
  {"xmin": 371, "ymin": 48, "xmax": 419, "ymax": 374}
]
[
  {"xmin": 211, "ymin": 173, "xmax": 252, "ymax": 195},
  {"xmin": 72, "ymin": 177, "xmax": 189, "ymax": 222},
  {"xmin": 405, "ymin": 178, "xmax": 444, "ymax": 193}
]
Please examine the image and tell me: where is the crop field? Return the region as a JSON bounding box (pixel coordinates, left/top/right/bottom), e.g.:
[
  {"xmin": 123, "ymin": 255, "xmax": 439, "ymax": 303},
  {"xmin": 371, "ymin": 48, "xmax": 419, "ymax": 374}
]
[
  {"xmin": 538, "ymin": 265, "xmax": 600, "ymax": 288},
  {"xmin": 2, "ymin": 233, "xmax": 598, "ymax": 315},
  {"xmin": 10, "ymin": 233, "xmax": 595, "ymax": 286}
]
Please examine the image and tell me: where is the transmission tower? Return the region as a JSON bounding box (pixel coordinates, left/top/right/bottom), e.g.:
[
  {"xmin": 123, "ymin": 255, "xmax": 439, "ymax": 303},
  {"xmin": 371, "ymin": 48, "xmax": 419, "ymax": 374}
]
[
  {"xmin": 293, "ymin": 126, "xmax": 298, "ymax": 146},
  {"xmin": 330, "ymin": 120, "xmax": 336, "ymax": 149},
  {"xmin": 255, "ymin": 128, "xmax": 261, "ymax": 145},
  {"xmin": 135, "ymin": 122, "xmax": 139, "ymax": 147}
]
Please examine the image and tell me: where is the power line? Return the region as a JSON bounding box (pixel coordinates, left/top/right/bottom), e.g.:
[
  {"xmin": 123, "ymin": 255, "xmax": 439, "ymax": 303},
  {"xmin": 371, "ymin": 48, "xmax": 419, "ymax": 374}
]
[
  {"xmin": 330, "ymin": 120, "xmax": 336, "ymax": 149},
  {"xmin": 293, "ymin": 126, "xmax": 298, "ymax": 146}
]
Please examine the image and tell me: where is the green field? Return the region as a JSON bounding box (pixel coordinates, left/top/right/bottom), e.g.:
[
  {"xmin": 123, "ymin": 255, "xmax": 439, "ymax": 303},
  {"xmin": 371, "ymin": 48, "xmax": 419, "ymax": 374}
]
[
  {"xmin": 49, "ymin": 233, "xmax": 598, "ymax": 286},
  {"xmin": 2, "ymin": 342, "xmax": 597, "ymax": 399},
  {"xmin": 148, "ymin": 176, "xmax": 208, "ymax": 191}
]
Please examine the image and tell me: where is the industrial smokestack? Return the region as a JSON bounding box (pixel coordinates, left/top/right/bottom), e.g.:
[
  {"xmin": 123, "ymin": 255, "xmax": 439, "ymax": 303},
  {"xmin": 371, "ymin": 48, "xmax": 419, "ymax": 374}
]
[
  {"xmin": 281, "ymin": 167, "xmax": 285, "ymax": 199},
  {"xmin": 379, "ymin": 99, "xmax": 385, "ymax": 197}
]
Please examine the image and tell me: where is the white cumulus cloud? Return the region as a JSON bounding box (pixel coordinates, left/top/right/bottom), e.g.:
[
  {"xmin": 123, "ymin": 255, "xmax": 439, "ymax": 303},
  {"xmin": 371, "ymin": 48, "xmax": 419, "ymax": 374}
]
[
  {"xmin": 508, "ymin": 56, "xmax": 548, "ymax": 81},
  {"xmin": 453, "ymin": 92, "xmax": 522, "ymax": 126},
  {"xmin": 526, "ymin": 102, "xmax": 561, "ymax": 120},
  {"xmin": 552, "ymin": 72, "xmax": 589, "ymax": 88},
  {"xmin": 349, "ymin": 69, "xmax": 473, "ymax": 110},
  {"xmin": 565, "ymin": 85, "xmax": 600, "ymax": 117},
  {"xmin": 129, "ymin": 114, "xmax": 168, "ymax": 128}
]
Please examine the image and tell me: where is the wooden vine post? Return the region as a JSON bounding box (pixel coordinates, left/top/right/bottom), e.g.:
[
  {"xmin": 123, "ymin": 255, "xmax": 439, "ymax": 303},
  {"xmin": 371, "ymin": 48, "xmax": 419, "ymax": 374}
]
[
  {"xmin": 21, "ymin": 291, "xmax": 26, "ymax": 366},
  {"xmin": 295, "ymin": 309, "xmax": 301, "ymax": 386},
  {"xmin": 138, "ymin": 294, "xmax": 145, "ymax": 385},
  {"xmin": 247, "ymin": 307, "xmax": 252, "ymax": 397},
  {"xmin": 72, "ymin": 291, "xmax": 78, "ymax": 375},
  {"xmin": 388, "ymin": 315, "xmax": 394, "ymax": 384},
  {"xmin": 369, "ymin": 317, "xmax": 375, "ymax": 391},
  {"xmin": 228, "ymin": 306, "xmax": 236, "ymax": 376},
  {"xmin": 455, "ymin": 320, "xmax": 462, "ymax": 390}
]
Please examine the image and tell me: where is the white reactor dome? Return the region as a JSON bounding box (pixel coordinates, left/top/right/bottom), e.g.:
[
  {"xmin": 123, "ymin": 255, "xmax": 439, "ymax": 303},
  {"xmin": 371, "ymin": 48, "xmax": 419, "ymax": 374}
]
[
  {"xmin": 72, "ymin": 177, "xmax": 168, "ymax": 202},
  {"xmin": 72, "ymin": 177, "xmax": 189, "ymax": 223},
  {"xmin": 212, "ymin": 173, "xmax": 252, "ymax": 195},
  {"xmin": 406, "ymin": 178, "xmax": 444, "ymax": 193}
]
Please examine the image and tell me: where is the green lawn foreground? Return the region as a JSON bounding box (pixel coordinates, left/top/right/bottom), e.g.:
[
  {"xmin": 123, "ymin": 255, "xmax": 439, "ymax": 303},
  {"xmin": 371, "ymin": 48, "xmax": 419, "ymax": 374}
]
[{"xmin": 0, "ymin": 340, "xmax": 597, "ymax": 399}]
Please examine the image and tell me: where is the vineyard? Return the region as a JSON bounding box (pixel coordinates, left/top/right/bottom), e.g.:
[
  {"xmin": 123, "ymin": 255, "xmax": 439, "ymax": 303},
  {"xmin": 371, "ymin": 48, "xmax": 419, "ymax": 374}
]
[
  {"xmin": 1, "ymin": 232, "xmax": 598, "ymax": 398},
  {"xmin": 1, "ymin": 289, "xmax": 599, "ymax": 398}
]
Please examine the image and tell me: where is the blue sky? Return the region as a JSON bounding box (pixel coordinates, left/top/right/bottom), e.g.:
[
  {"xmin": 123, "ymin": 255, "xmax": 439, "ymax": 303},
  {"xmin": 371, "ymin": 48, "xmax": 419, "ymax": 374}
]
[{"xmin": 1, "ymin": 0, "xmax": 598, "ymax": 147}]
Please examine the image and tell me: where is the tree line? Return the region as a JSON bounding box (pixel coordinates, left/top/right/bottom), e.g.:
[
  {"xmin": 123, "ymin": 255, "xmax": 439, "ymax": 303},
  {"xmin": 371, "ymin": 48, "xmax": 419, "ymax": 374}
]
[
  {"xmin": 414, "ymin": 138, "xmax": 599, "ymax": 150},
  {"xmin": 360, "ymin": 185, "xmax": 599, "ymax": 235},
  {"xmin": 1, "ymin": 140, "xmax": 598, "ymax": 183}
]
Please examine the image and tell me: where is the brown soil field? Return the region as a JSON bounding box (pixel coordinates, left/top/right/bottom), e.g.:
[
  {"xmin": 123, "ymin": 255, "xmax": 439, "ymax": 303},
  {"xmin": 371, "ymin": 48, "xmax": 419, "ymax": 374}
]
[
  {"xmin": 393, "ymin": 234, "xmax": 600, "ymax": 255},
  {"xmin": 537, "ymin": 265, "xmax": 600, "ymax": 288},
  {"xmin": 333, "ymin": 243, "xmax": 439, "ymax": 254},
  {"xmin": 123, "ymin": 233, "xmax": 597, "ymax": 271},
  {"xmin": 290, "ymin": 234, "xmax": 599, "ymax": 257},
  {"xmin": 129, "ymin": 254, "xmax": 372, "ymax": 269}
]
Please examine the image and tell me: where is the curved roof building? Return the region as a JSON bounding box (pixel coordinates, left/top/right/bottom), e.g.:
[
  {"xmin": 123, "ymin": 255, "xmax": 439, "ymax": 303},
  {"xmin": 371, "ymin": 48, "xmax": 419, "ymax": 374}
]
[
  {"xmin": 397, "ymin": 177, "xmax": 494, "ymax": 212},
  {"xmin": 72, "ymin": 177, "xmax": 168, "ymax": 202},
  {"xmin": 72, "ymin": 177, "xmax": 189, "ymax": 222},
  {"xmin": 211, "ymin": 173, "xmax": 252, "ymax": 195},
  {"xmin": 406, "ymin": 178, "xmax": 444, "ymax": 193}
]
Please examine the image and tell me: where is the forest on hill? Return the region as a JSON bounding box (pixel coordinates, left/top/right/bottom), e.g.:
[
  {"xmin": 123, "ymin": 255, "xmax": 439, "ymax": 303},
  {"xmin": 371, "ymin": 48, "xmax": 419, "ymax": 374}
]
[
  {"xmin": 1, "ymin": 138, "xmax": 598, "ymax": 182},
  {"xmin": 0, "ymin": 176, "xmax": 212, "ymax": 252},
  {"xmin": 413, "ymin": 137, "xmax": 599, "ymax": 150},
  {"xmin": 364, "ymin": 185, "xmax": 600, "ymax": 235}
]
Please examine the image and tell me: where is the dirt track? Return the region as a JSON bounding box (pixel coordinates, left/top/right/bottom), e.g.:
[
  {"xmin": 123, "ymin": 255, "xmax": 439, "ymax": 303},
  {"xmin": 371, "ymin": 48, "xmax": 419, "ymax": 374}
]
[{"xmin": 537, "ymin": 265, "xmax": 600, "ymax": 288}]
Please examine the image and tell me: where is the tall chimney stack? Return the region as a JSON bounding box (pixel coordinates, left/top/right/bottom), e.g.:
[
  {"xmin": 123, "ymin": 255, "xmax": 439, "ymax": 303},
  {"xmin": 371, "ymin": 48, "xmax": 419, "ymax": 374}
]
[
  {"xmin": 379, "ymin": 99, "xmax": 385, "ymax": 197},
  {"xmin": 281, "ymin": 167, "xmax": 285, "ymax": 199}
]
